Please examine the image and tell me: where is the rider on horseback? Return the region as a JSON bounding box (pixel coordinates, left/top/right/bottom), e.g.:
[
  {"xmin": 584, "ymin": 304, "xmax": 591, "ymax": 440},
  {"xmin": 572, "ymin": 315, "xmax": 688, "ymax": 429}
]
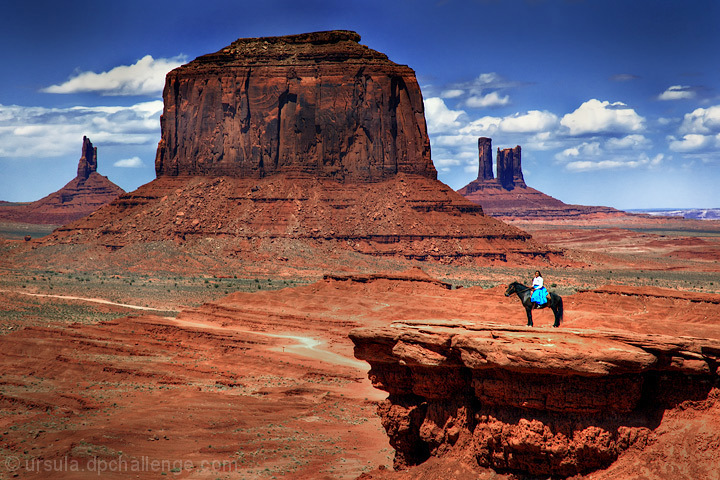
[{"xmin": 530, "ymin": 270, "xmax": 550, "ymax": 306}]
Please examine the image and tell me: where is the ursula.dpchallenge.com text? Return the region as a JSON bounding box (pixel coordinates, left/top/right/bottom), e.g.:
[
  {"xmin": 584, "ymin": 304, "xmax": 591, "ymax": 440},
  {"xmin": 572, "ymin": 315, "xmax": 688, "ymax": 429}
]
[{"xmin": 5, "ymin": 455, "xmax": 244, "ymax": 475}]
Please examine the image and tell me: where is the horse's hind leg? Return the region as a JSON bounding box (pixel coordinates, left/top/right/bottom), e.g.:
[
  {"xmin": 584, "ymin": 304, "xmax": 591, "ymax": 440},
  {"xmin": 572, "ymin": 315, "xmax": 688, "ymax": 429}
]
[
  {"xmin": 525, "ymin": 308, "xmax": 533, "ymax": 327},
  {"xmin": 552, "ymin": 306, "xmax": 560, "ymax": 327}
]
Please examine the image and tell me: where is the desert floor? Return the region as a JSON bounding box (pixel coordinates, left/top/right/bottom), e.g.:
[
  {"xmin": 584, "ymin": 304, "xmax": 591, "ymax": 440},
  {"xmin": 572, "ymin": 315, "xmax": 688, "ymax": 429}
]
[{"xmin": 1, "ymin": 215, "xmax": 719, "ymax": 479}]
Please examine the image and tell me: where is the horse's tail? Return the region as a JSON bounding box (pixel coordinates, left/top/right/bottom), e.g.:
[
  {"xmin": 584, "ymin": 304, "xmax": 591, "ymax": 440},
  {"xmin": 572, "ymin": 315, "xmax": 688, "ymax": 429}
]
[{"xmin": 556, "ymin": 295, "xmax": 564, "ymax": 325}]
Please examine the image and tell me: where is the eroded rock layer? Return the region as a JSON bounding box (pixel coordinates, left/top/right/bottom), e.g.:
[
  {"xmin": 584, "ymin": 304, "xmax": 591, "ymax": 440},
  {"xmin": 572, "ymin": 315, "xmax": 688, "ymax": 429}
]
[
  {"xmin": 42, "ymin": 174, "xmax": 555, "ymax": 268},
  {"xmin": 459, "ymin": 182, "xmax": 623, "ymax": 219},
  {"xmin": 155, "ymin": 30, "xmax": 434, "ymax": 182},
  {"xmin": 351, "ymin": 321, "xmax": 720, "ymax": 477}
]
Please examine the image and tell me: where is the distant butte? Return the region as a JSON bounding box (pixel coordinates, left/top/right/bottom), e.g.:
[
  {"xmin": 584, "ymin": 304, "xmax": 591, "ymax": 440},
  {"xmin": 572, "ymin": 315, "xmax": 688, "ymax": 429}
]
[
  {"xmin": 0, "ymin": 136, "xmax": 124, "ymax": 225},
  {"xmin": 458, "ymin": 137, "xmax": 623, "ymax": 219}
]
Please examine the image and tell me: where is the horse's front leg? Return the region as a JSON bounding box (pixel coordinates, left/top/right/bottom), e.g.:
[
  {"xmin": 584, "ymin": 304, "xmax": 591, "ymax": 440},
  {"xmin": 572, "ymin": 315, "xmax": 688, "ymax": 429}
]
[{"xmin": 525, "ymin": 307, "xmax": 533, "ymax": 327}]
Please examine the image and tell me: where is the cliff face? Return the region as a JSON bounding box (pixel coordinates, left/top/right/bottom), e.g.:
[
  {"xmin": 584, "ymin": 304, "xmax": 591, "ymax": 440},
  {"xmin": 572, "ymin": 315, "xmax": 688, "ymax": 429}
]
[
  {"xmin": 496, "ymin": 145, "xmax": 524, "ymax": 189},
  {"xmin": 155, "ymin": 30, "xmax": 435, "ymax": 182},
  {"xmin": 0, "ymin": 136, "xmax": 124, "ymax": 225},
  {"xmin": 351, "ymin": 321, "xmax": 720, "ymax": 477}
]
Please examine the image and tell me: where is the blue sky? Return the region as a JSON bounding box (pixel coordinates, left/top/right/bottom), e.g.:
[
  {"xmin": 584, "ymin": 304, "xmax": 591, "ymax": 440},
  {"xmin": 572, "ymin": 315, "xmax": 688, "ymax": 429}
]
[{"xmin": 1, "ymin": 0, "xmax": 719, "ymax": 209}]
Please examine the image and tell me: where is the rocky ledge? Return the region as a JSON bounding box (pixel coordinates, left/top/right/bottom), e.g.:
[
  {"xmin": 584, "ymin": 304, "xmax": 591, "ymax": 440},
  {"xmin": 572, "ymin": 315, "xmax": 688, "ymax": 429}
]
[{"xmin": 350, "ymin": 321, "xmax": 720, "ymax": 477}]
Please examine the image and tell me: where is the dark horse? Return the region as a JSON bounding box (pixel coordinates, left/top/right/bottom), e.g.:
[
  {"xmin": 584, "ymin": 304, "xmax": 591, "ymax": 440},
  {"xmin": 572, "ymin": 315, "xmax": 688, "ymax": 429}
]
[{"xmin": 505, "ymin": 282, "xmax": 563, "ymax": 327}]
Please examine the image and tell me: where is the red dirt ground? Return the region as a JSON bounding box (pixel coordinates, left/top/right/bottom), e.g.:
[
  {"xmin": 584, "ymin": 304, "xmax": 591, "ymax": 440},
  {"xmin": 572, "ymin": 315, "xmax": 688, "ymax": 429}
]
[
  {"xmin": 2, "ymin": 266, "xmax": 720, "ymax": 479},
  {"xmin": 2, "ymin": 216, "xmax": 720, "ymax": 479}
]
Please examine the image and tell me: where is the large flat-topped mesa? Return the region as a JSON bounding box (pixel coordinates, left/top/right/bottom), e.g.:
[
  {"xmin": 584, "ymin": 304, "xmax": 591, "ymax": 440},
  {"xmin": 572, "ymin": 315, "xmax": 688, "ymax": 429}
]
[{"xmin": 155, "ymin": 30, "xmax": 435, "ymax": 182}]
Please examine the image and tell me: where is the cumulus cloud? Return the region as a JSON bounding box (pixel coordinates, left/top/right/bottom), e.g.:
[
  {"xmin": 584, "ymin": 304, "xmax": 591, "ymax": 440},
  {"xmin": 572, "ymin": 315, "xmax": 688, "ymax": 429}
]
[
  {"xmin": 668, "ymin": 134, "xmax": 715, "ymax": 152},
  {"xmin": 560, "ymin": 99, "xmax": 645, "ymax": 136},
  {"xmin": 424, "ymin": 97, "xmax": 466, "ymax": 133},
  {"xmin": 556, "ymin": 141, "xmax": 602, "ymax": 160},
  {"xmin": 605, "ymin": 134, "xmax": 651, "ymax": 150},
  {"xmin": 555, "ymin": 137, "xmax": 663, "ymax": 172},
  {"xmin": 435, "ymin": 72, "xmax": 520, "ymax": 110},
  {"xmin": 678, "ymin": 105, "xmax": 720, "ymax": 134},
  {"xmin": 0, "ymin": 101, "xmax": 163, "ymax": 158},
  {"xmin": 658, "ymin": 85, "xmax": 696, "ymax": 101},
  {"xmin": 113, "ymin": 156, "xmax": 145, "ymax": 168},
  {"xmin": 465, "ymin": 91, "xmax": 510, "ymax": 108},
  {"xmin": 458, "ymin": 116, "xmax": 502, "ymax": 136},
  {"xmin": 498, "ymin": 110, "xmax": 558, "ymax": 133},
  {"xmin": 42, "ymin": 55, "xmax": 186, "ymax": 96}
]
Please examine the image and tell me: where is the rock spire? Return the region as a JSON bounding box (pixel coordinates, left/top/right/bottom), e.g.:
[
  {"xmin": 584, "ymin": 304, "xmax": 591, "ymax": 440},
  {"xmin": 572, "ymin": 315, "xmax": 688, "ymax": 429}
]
[{"xmin": 77, "ymin": 136, "xmax": 98, "ymax": 180}]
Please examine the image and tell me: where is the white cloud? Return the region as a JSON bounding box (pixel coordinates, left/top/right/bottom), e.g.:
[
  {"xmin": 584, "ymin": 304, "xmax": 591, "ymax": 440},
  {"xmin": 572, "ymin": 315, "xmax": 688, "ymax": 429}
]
[
  {"xmin": 476, "ymin": 73, "xmax": 501, "ymax": 85},
  {"xmin": 0, "ymin": 101, "xmax": 163, "ymax": 158},
  {"xmin": 440, "ymin": 89, "xmax": 464, "ymax": 99},
  {"xmin": 113, "ymin": 156, "xmax": 145, "ymax": 168},
  {"xmin": 566, "ymin": 153, "xmax": 663, "ymax": 172},
  {"xmin": 611, "ymin": 74, "xmax": 640, "ymax": 82},
  {"xmin": 556, "ymin": 141, "xmax": 602, "ymax": 161},
  {"xmin": 658, "ymin": 85, "xmax": 696, "ymax": 101},
  {"xmin": 433, "ymin": 157, "xmax": 462, "ymax": 167},
  {"xmin": 424, "ymin": 97, "xmax": 466, "ymax": 134},
  {"xmin": 499, "ymin": 110, "xmax": 558, "ymax": 133},
  {"xmin": 432, "ymin": 134, "xmax": 477, "ymax": 148},
  {"xmin": 668, "ymin": 134, "xmax": 714, "ymax": 152},
  {"xmin": 465, "ymin": 91, "xmax": 510, "ymax": 108},
  {"xmin": 555, "ymin": 137, "xmax": 663, "ymax": 172},
  {"xmin": 560, "ymin": 99, "xmax": 645, "ymax": 135},
  {"xmin": 42, "ymin": 55, "xmax": 186, "ymax": 96},
  {"xmin": 678, "ymin": 105, "xmax": 720, "ymax": 135},
  {"xmin": 605, "ymin": 134, "xmax": 651, "ymax": 150},
  {"xmin": 458, "ymin": 115, "xmax": 501, "ymax": 136}
]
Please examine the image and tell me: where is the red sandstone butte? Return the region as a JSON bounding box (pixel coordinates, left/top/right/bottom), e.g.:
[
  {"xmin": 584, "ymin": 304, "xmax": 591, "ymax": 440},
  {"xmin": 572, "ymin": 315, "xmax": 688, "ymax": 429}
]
[
  {"xmin": 0, "ymin": 136, "xmax": 125, "ymax": 225},
  {"xmin": 155, "ymin": 30, "xmax": 435, "ymax": 182}
]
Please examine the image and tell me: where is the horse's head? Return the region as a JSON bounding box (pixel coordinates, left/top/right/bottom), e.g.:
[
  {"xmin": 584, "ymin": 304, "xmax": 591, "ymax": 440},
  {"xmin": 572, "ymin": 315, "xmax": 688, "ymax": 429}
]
[{"xmin": 504, "ymin": 283, "xmax": 517, "ymax": 297}]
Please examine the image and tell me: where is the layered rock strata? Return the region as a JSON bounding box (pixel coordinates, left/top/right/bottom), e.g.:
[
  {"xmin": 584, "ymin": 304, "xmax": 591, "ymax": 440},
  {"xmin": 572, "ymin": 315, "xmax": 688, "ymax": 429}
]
[
  {"xmin": 351, "ymin": 321, "xmax": 720, "ymax": 477},
  {"xmin": 0, "ymin": 136, "xmax": 124, "ymax": 225},
  {"xmin": 155, "ymin": 30, "xmax": 434, "ymax": 182},
  {"xmin": 46, "ymin": 173, "xmax": 556, "ymax": 265}
]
